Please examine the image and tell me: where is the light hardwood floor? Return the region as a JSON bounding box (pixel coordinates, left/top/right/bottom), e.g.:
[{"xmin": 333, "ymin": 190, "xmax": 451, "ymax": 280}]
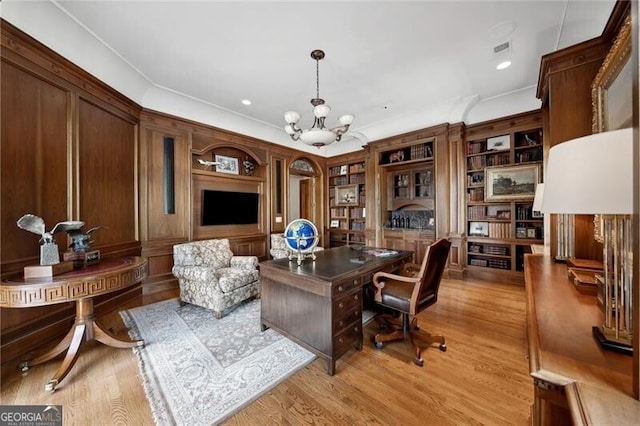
[{"xmin": 1, "ymin": 276, "xmax": 533, "ymax": 425}]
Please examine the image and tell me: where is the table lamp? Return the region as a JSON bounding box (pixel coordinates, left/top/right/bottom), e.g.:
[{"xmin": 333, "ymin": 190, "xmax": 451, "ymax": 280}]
[{"xmin": 541, "ymin": 128, "xmax": 633, "ymax": 354}]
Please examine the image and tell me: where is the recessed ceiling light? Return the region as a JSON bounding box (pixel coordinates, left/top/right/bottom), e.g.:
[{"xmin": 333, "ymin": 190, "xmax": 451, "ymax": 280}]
[
  {"xmin": 241, "ymin": 99, "xmax": 252, "ymax": 106},
  {"xmin": 496, "ymin": 60, "xmax": 511, "ymax": 70}
]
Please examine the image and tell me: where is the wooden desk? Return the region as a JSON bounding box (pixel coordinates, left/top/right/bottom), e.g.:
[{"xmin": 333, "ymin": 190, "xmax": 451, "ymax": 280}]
[
  {"xmin": 0, "ymin": 256, "xmax": 147, "ymax": 391},
  {"xmin": 524, "ymin": 254, "xmax": 640, "ymax": 424},
  {"xmin": 260, "ymin": 246, "xmax": 412, "ymax": 375}
]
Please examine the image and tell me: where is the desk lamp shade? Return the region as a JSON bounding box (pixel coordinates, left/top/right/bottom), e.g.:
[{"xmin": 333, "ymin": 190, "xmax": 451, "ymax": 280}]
[
  {"xmin": 532, "ymin": 183, "xmax": 545, "ymax": 213},
  {"xmin": 541, "ymin": 128, "xmax": 632, "ymax": 215},
  {"xmin": 542, "ymin": 127, "xmax": 633, "ymax": 355}
]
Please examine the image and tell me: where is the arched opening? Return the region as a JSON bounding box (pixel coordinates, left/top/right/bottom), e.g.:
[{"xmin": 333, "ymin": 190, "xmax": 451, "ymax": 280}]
[{"xmin": 289, "ymin": 158, "xmax": 324, "ymax": 239}]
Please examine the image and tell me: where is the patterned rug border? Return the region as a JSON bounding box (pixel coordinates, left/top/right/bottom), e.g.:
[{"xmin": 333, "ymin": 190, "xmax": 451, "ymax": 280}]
[{"xmin": 120, "ymin": 298, "xmax": 316, "ymax": 425}]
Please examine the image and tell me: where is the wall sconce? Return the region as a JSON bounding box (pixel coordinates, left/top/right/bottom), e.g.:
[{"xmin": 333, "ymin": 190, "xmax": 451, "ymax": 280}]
[{"xmin": 542, "ymin": 128, "xmax": 633, "ymax": 354}]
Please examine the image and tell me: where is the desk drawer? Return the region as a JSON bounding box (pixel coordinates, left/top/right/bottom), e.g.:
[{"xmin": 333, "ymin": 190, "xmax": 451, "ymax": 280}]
[
  {"xmin": 333, "ymin": 277, "xmax": 362, "ymax": 297},
  {"xmin": 333, "ymin": 292, "xmax": 361, "ymax": 332},
  {"xmin": 333, "ymin": 321, "xmax": 361, "ymax": 358}
]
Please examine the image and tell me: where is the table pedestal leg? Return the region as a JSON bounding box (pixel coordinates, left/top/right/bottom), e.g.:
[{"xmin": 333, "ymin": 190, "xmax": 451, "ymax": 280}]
[{"xmin": 20, "ymin": 297, "xmax": 144, "ymax": 392}]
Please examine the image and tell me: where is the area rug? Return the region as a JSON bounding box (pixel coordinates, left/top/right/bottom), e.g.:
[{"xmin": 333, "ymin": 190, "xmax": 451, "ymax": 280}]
[{"xmin": 120, "ymin": 298, "xmax": 316, "ymax": 425}]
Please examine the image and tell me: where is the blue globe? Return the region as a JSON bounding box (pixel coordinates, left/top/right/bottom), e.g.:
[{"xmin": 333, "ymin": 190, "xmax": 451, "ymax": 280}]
[{"xmin": 284, "ymin": 219, "xmax": 319, "ymax": 253}]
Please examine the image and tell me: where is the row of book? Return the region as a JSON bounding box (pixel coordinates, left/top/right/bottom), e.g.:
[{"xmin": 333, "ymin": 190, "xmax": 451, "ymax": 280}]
[
  {"xmin": 515, "ymin": 205, "xmax": 535, "ymax": 220},
  {"xmin": 467, "ymin": 206, "xmax": 487, "ymax": 220},
  {"xmin": 349, "ymin": 174, "xmax": 365, "ymax": 184},
  {"xmin": 488, "ymin": 223, "xmax": 511, "ymax": 239},
  {"xmin": 330, "ymin": 207, "xmax": 347, "ymax": 217},
  {"xmin": 410, "ymin": 143, "xmax": 433, "ymax": 160},
  {"xmin": 466, "ymin": 172, "xmax": 484, "ymax": 186},
  {"xmin": 469, "ymin": 257, "xmax": 510, "ymax": 269},
  {"xmin": 330, "ymin": 176, "xmax": 348, "ymax": 186},
  {"xmin": 467, "ymin": 188, "xmax": 485, "ymax": 202},
  {"xmin": 468, "ymin": 243, "xmax": 510, "ymax": 256}
]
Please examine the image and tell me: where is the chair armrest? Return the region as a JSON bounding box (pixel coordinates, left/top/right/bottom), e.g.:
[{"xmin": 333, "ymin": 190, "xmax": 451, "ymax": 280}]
[
  {"xmin": 372, "ymin": 271, "xmax": 419, "ymax": 303},
  {"xmin": 171, "ymin": 265, "xmax": 222, "ymax": 291},
  {"xmin": 230, "ymin": 256, "xmax": 259, "ymax": 269},
  {"xmin": 270, "ymin": 249, "xmax": 290, "ymax": 259}
]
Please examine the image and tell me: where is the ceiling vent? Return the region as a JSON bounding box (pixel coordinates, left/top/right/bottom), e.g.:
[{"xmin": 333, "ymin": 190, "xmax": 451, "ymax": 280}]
[{"xmin": 493, "ymin": 40, "xmax": 511, "ymax": 55}]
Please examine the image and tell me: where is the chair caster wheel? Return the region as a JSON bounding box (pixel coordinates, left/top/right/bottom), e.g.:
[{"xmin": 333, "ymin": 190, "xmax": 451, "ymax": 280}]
[
  {"xmin": 45, "ymin": 380, "xmax": 58, "ymax": 392},
  {"xmin": 413, "ymin": 358, "xmax": 424, "ymax": 367},
  {"xmin": 439, "ymin": 344, "xmax": 447, "ymax": 352},
  {"xmin": 375, "ymin": 341, "xmax": 384, "ymax": 349}
]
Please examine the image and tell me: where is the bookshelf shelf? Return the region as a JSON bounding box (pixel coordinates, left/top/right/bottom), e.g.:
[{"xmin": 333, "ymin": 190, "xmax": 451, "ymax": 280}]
[
  {"xmin": 327, "ymin": 159, "xmax": 367, "ymax": 247},
  {"xmin": 464, "ymin": 111, "xmax": 544, "ymax": 282}
]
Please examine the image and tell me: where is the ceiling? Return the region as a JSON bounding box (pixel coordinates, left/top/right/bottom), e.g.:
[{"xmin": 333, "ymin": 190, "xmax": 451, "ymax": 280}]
[{"xmin": 2, "ymin": 1, "xmax": 616, "ymax": 155}]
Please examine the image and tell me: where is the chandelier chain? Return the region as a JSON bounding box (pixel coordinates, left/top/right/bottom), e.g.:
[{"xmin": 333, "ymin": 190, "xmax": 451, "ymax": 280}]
[{"xmin": 315, "ymin": 57, "xmax": 320, "ymax": 99}]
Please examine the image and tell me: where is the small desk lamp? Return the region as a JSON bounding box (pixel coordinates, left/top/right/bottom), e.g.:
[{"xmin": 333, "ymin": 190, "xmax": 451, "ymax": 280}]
[{"xmin": 542, "ymin": 128, "xmax": 633, "ymax": 354}]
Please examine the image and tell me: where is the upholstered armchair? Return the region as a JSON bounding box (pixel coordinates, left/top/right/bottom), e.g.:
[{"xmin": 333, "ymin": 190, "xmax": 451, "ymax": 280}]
[
  {"xmin": 172, "ymin": 238, "xmax": 260, "ymax": 319},
  {"xmin": 269, "ymin": 233, "xmax": 324, "ymax": 260}
]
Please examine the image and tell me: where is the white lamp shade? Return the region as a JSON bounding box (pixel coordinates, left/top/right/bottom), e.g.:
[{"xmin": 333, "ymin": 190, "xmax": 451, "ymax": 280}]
[
  {"xmin": 284, "ymin": 125, "xmax": 295, "ymax": 135},
  {"xmin": 541, "ymin": 128, "xmax": 632, "ymax": 214},
  {"xmin": 299, "ymin": 128, "xmax": 337, "ymax": 146},
  {"xmin": 313, "ymin": 104, "xmax": 331, "ymax": 119},
  {"xmin": 339, "ymin": 114, "xmax": 354, "ymax": 125},
  {"xmin": 532, "ymin": 183, "xmax": 544, "ymax": 212},
  {"xmin": 284, "ymin": 111, "xmax": 300, "ymax": 124}
]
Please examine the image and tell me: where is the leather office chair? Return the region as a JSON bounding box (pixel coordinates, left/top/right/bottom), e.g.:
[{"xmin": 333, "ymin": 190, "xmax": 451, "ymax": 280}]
[{"xmin": 371, "ymin": 238, "xmax": 451, "ymax": 366}]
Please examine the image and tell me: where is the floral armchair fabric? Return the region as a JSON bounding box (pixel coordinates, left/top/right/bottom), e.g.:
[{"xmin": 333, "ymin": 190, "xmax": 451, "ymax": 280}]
[
  {"xmin": 269, "ymin": 233, "xmax": 324, "ymax": 259},
  {"xmin": 172, "ymin": 238, "xmax": 259, "ymax": 319}
]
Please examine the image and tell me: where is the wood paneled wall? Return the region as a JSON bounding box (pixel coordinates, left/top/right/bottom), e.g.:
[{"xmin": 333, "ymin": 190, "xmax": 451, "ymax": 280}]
[
  {"xmin": 536, "ymin": 0, "xmax": 630, "ymax": 261},
  {"xmin": 1, "ymin": 20, "xmax": 142, "ymax": 365}
]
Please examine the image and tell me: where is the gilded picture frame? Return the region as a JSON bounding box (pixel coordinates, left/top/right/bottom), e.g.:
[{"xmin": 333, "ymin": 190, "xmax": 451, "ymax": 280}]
[
  {"xmin": 485, "ymin": 164, "xmax": 540, "ymax": 202},
  {"xmin": 591, "ymin": 15, "xmax": 631, "ymax": 243},
  {"xmin": 592, "ymin": 15, "xmax": 632, "ymax": 133}
]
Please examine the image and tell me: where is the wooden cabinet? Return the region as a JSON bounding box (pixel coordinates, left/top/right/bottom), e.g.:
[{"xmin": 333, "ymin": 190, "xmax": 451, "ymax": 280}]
[
  {"xmin": 327, "ymin": 159, "xmax": 366, "ymax": 247},
  {"xmin": 382, "ymin": 228, "xmax": 435, "ymax": 263},
  {"xmin": 464, "ymin": 110, "xmax": 544, "ymax": 283},
  {"xmin": 387, "ymin": 166, "xmax": 434, "ymax": 211}
]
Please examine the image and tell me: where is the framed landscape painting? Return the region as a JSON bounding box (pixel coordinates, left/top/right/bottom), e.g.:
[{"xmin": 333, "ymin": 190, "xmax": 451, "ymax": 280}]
[
  {"xmin": 485, "ymin": 164, "xmax": 540, "ymax": 202},
  {"xmin": 336, "ymin": 184, "xmax": 359, "ymax": 206}
]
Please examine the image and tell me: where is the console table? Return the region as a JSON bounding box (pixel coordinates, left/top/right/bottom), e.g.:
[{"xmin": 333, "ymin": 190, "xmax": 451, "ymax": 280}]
[
  {"xmin": 524, "ymin": 254, "xmax": 640, "ymax": 424},
  {"xmin": 0, "ymin": 256, "xmax": 147, "ymax": 391},
  {"xmin": 260, "ymin": 246, "xmax": 412, "ymax": 375}
]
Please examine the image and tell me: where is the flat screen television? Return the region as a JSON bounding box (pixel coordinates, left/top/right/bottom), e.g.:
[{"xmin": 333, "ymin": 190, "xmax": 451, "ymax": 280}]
[{"xmin": 201, "ymin": 189, "xmax": 259, "ymax": 226}]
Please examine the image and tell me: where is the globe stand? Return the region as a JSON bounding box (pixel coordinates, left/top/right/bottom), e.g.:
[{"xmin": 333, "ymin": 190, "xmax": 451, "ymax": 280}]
[{"xmin": 288, "ymin": 236, "xmax": 318, "ymax": 266}]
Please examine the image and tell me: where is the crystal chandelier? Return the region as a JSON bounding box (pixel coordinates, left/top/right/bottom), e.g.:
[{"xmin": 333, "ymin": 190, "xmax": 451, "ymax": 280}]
[{"xmin": 284, "ymin": 49, "xmax": 354, "ymax": 148}]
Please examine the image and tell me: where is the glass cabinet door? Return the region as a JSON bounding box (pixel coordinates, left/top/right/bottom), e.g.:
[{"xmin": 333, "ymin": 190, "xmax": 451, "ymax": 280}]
[{"xmin": 414, "ymin": 169, "xmax": 433, "ymax": 199}]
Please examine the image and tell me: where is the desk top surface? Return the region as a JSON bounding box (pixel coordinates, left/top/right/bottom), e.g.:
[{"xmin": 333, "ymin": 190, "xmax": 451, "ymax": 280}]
[
  {"xmin": 261, "ymin": 246, "xmax": 413, "ymax": 281},
  {"xmin": 525, "ymin": 254, "xmax": 640, "ymax": 422}
]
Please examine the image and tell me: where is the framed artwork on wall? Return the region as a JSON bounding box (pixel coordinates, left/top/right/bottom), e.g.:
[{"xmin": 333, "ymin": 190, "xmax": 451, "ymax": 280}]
[
  {"xmin": 485, "ymin": 164, "xmax": 540, "ymax": 202},
  {"xmin": 591, "ymin": 15, "xmax": 631, "ymax": 243},
  {"xmin": 469, "ymin": 221, "xmax": 489, "ymax": 237},
  {"xmin": 592, "ymin": 15, "xmax": 631, "ymax": 133},
  {"xmin": 215, "ymin": 155, "xmax": 239, "ymax": 175},
  {"xmin": 486, "ymin": 134, "xmax": 510, "ymax": 151},
  {"xmin": 336, "ymin": 184, "xmax": 359, "ymax": 206}
]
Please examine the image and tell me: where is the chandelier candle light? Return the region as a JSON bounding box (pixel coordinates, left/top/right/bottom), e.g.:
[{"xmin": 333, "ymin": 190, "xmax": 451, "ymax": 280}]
[{"xmin": 284, "ymin": 50, "xmax": 354, "ymax": 148}]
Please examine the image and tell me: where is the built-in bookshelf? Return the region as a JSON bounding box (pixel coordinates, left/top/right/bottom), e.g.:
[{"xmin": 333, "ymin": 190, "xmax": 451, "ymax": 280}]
[
  {"xmin": 464, "ymin": 110, "xmax": 544, "ymax": 282},
  {"xmin": 327, "ymin": 160, "xmax": 366, "ymax": 247}
]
